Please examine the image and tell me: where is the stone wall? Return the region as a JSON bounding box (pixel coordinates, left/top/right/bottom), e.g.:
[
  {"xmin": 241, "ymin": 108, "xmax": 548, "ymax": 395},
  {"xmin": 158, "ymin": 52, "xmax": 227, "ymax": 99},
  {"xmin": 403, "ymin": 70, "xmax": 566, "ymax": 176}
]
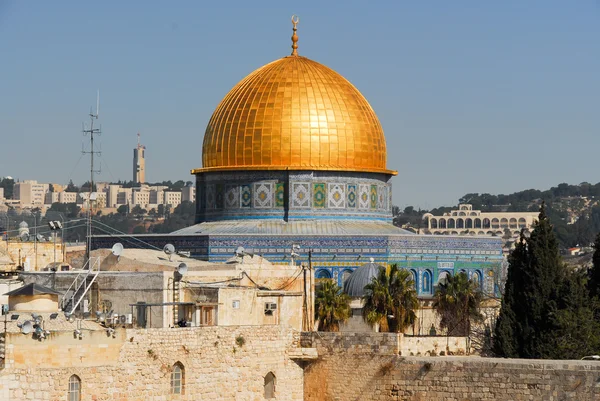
[
  {"xmin": 0, "ymin": 240, "xmax": 64, "ymax": 271},
  {"xmin": 304, "ymin": 333, "xmax": 600, "ymax": 401},
  {"xmin": 307, "ymin": 332, "xmax": 469, "ymax": 357},
  {"xmin": 0, "ymin": 325, "xmax": 304, "ymax": 400}
]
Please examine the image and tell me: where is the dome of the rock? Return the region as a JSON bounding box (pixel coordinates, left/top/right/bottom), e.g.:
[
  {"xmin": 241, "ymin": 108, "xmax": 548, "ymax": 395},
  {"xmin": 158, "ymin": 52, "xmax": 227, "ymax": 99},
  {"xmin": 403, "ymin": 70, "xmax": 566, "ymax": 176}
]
[{"xmin": 196, "ymin": 55, "xmax": 395, "ymax": 175}]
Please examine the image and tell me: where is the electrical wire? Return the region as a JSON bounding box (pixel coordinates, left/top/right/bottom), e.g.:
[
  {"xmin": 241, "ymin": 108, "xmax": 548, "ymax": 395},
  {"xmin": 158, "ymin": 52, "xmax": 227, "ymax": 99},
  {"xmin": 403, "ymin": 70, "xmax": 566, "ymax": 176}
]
[{"xmin": 90, "ymin": 219, "xmax": 164, "ymax": 251}]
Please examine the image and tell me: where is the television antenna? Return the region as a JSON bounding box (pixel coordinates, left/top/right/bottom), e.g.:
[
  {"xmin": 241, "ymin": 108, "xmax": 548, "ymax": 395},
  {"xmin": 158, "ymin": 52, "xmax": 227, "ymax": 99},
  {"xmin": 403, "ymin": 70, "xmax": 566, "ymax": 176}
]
[{"xmin": 82, "ymin": 90, "xmax": 102, "ymax": 267}]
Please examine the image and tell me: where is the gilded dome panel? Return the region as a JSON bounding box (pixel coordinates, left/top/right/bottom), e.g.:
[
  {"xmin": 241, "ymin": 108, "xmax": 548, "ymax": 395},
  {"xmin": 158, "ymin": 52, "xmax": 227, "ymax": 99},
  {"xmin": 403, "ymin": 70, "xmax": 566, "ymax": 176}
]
[{"xmin": 196, "ymin": 56, "xmax": 395, "ymax": 175}]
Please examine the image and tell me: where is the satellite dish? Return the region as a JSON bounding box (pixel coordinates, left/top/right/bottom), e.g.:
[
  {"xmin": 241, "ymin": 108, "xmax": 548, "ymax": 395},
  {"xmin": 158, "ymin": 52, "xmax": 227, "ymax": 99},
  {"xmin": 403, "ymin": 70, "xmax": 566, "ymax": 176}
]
[
  {"xmin": 36, "ymin": 234, "xmax": 44, "ymax": 242},
  {"xmin": 235, "ymin": 246, "xmax": 245, "ymax": 257},
  {"xmin": 369, "ymin": 257, "xmax": 375, "ymax": 263},
  {"xmin": 21, "ymin": 320, "xmax": 33, "ymax": 334},
  {"xmin": 68, "ymin": 314, "xmax": 76, "ymax": 323},
  {"xmin": 177, "ymin": 263, "xmax": 188, "ymax": 275},
  {"xmin": 111, "ymin": 243, "xmax": 124, "ymax": 260},
  {"xmin": 19, "ymin": 232, "xmax": 29, "ymax": 241},
  {"xmin": 163, "ymin": 244, "xmax": 175, "ymax": 261}
]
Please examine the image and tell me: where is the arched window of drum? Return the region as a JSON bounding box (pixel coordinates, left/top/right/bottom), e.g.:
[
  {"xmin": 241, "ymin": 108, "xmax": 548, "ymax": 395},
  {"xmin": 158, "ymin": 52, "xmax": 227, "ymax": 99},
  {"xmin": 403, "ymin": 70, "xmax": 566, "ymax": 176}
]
[
  {"xmin": 171, "ymin": 362, "xmax": 185, "ymax": 395},
  {"xmin": 68, "ymin": 375, "xmax": 81, "ymax": 401},
  {"xmin": 264, "ymin": 371, "xmax": 276, "ymax": 399},
  {"xmin": 437, "ymin": 271, "xmax": 451, "ymax": 286},
  {"xmin": 409, "ymin": 270, "xmax": 418, "ymax": 291},
  {"xmin": 316, "ymin": 269, "xmax": 332, "ymax": 279},
  {"xmin": 472, "ymin": 271, "xmax": 483, "ymax": 289},
  {"xmin": 422, "ymin": 270, "xmax": 432, "ymax": 294}
]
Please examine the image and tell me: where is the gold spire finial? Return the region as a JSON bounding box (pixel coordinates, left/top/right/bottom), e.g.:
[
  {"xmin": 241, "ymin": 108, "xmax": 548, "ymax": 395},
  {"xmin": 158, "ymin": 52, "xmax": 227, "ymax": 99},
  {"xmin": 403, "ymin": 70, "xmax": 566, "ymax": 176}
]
[{"xmin": 291, "ymin": 15, "xmax": 299, "ymax": 56}]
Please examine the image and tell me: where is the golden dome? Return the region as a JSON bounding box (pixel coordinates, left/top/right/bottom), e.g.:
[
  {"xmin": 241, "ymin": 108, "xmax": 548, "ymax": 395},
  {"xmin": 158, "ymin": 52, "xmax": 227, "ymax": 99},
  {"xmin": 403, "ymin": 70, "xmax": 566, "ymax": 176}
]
[{"xmin": 195, "ymin": 48, "xmax": 395, "ymax": 175}]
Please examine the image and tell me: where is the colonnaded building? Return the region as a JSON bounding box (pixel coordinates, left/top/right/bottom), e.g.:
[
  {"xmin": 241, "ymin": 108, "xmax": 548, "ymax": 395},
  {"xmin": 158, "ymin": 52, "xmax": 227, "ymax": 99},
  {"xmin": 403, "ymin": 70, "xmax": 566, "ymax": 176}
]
[
  {"xmin": 94, "ymin": 19, "xmax": 504, "ymax": 298},
  {"xmin": 422, "ymin": 204, "xmax": 538, "ymax": 238}
]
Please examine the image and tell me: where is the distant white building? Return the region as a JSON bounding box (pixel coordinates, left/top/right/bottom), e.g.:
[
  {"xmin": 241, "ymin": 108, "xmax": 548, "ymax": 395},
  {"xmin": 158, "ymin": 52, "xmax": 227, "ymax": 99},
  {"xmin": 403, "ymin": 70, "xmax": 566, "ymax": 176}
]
[
  {"xmin": 14, "ymin": 180, "xmax": 49, "ymax": 206},
  {"xmin": 423, "ymin": 204, "xmax": 538, "ymax": 238},
  {"xmin": 164, "ymin": 191, "xmax": 182, "ymax": 208},
  {"xmin": 181, "ymin": 185, "xmax": 195, "ymax": 203}
]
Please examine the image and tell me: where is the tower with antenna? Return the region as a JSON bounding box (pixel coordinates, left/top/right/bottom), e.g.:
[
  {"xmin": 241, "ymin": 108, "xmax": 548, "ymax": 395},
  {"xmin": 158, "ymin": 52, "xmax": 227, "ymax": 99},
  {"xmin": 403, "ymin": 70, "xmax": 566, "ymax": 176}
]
[
  {"xmin": 82, "ymin": 91, "xmax": 101, "ymax": 265},
  {"xmin": 133, "ymin": 132, "xmax": 146, "ymax": 185}
]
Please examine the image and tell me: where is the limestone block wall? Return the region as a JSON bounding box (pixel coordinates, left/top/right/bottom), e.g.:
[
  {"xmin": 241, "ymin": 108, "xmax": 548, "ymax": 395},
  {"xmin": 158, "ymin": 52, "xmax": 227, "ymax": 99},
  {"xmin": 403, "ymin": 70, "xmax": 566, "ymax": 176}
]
[
  {"xmin": 0, "ymin": 325, "xmax": 304, "ymax": 401},
  {"xmin": 307, "ymin": 332, "xmax": 468, "ymax": 356},
  {"xmin": 1, "ymin": 241, "xmax": 64, "ymax": 271},
  {"xmin": 304, "ymin": 333, "xmax": 600, "ymax": 401}
]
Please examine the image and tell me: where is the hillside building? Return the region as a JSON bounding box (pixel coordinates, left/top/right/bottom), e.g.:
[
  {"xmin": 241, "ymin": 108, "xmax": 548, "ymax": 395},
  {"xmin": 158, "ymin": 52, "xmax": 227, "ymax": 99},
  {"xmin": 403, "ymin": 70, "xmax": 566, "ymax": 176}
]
[{"xmin": 423, "ymin": 204, "xmax": 538, "ymax": 237}]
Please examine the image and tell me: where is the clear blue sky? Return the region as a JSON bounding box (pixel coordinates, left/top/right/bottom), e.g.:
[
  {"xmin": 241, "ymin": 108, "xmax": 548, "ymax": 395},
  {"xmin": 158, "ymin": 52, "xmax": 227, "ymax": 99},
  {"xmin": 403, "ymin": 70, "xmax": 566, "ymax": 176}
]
[{"xmin": 1, "ymin": 1, "xmax": 599, "ymax": 209}]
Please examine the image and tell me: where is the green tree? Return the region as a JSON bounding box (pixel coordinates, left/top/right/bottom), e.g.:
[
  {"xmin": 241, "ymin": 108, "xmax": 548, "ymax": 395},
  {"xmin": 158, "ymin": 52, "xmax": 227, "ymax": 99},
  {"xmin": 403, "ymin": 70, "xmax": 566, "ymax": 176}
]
[
  {"xmin": 432, "ymin": 272, "xmax": 483, "ymax": 336},
  {"xmin": 0, "ymin": 178, "xmax": 15, "ymax": 199},
  {"xmin": 493, "ymin": 203, "xmax": 598, "ymax": 359},
  {"xmin": 362, "ymin": 265, "xmax": 418, "ymax": 333},
  {"xmin": 131, "ymin": 205, "xmax": 146, "ymax": 218},
  {"xmin": 314, "ymin": 280, "xmax": 351, "ymax": 332},
  {"xmin": 589, "ymin": 233, "xmax": 600, "ymax": 299},
  {"xmin": 65, "ymin": 180, "xmax": 79, "ymax": 193},
  {"xmin": 117, "ymin": 205, "xmax": 128, "ymax": 215}
]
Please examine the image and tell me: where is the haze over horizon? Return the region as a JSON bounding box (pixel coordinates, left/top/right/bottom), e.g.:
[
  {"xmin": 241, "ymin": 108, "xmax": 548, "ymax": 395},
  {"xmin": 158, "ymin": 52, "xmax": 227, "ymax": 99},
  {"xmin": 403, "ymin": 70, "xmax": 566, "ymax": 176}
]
[{"xmin": 1, "ymin": 1, "xmax": 598, "ymax": 209}]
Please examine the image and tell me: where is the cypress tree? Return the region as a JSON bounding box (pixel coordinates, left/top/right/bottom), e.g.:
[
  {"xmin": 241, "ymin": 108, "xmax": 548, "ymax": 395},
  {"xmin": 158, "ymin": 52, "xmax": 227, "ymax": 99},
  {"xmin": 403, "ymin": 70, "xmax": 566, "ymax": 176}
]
[
  {"xmin": 492, "ymin": 234, "xmax": 527, "ymax": 357},
  {"xmin": 493, "ymin": 203, "xmax": 568, "ymax": 359}
]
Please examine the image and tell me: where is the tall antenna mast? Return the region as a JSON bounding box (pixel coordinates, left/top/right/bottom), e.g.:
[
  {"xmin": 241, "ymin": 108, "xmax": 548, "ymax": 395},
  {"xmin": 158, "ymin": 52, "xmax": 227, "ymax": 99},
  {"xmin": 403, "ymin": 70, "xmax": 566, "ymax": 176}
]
[{"xmin": 82, "ymin": 90, "xmax": 101, "ymax": 266}]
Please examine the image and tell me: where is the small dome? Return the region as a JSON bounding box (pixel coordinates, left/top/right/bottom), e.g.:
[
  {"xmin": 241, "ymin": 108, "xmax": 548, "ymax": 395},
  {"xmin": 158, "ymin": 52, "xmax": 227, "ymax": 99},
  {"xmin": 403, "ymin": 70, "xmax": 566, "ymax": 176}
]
[
  {"xmin": 343, "ymin": 262, "xmax": 384, "ymax": 298},
  {"xmin": 19, "ymin": 221, "xmax": 28, "ymax": 228}
]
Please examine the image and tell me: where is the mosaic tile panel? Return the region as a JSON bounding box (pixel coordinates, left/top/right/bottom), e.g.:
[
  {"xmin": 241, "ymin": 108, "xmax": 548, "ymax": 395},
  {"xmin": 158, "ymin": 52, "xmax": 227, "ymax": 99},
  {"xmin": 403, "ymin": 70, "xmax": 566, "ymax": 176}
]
[
  {"xmin": 225, "ymin": 185, "xmax": 240, "ymax": 209},
  {"xmin": 328, "ymin": 183, "xmax": 346, "ymax": 209},
  {"xmin": 347, "ymin": 184, "xmax": 357, "ymax": 208},
  {"xmin": 370, "ymin": 185, "xmax": 378, "ymax": 209},
  {"xmin": 253, "ymin": 182, "xmax": 274, "ymax": 209},
  {"xmin": 313, "ymin": 183, "xmax": 326, "ymax": 208},
  {"xmin": 358, "ymin": 184, "xmax": 370, "ymax": 210},
  {"xmin": 275, "ymin": 182, "xmax": 285, "ymax": 207},
  {"xmin": 216, "ymin": 184, "xmax": 224, "ymax": 209},
  {"xmin": 206, "ymin": 184, "xmax": 216, "ymax": 209},
  {"xmin": 378, "ymin": 186, "xmax": 386, "ymax": 210},
  {"xmin": 240, "ymin": 184, "xmax": 252, "ymax": 208},
  {"xmin": 292, "ymin": 183, "xmax": 310, "ymax": 208}
]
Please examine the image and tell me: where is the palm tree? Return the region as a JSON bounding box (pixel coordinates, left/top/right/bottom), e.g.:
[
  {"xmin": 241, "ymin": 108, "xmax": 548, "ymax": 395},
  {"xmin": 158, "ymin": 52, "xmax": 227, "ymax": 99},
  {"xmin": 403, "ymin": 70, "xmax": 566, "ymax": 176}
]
[
  {"xmin": 433, "ymin": 272, "xmax": 483, "ymax": 336},
  {"xmin": 315, "ymin": 280, "xmax": 351, "ymax": 332},
  {"xmin": 362, "ymin": 264, "xmax": 418, "ymax": 333}
]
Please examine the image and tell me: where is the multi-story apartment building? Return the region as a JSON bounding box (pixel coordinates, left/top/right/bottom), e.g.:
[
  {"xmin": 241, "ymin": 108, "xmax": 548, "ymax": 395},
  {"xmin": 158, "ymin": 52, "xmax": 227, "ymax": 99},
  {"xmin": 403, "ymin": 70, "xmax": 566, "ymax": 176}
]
[
  {"xmin": 45, "ymin": 191, "xmax": 80, "ymax": 205},
  {"xmin": 164, "ymin": 191, "xmax": 182, "ymax": 208},
  {"xmin": 116, "ymin": 188, "xmax": 133, "ymax": 207},
  {"xmin": 181, "ymin": 185, "xmax": 195, "ymax": 203},
  {"xmin": 13, "ymin": 180, "xmax": 49, "ymax": 206},
  {"xmin": 132, "ymin": 188, "xmax": 150, "ymax": 208}
]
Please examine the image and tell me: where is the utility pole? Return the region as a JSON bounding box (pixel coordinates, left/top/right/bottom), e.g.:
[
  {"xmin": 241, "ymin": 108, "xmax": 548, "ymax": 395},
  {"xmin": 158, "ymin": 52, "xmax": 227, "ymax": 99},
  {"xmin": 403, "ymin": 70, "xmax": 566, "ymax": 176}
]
[{"xmin": 82, "ymin": 91, "xmax": 101, "ymax": 267}]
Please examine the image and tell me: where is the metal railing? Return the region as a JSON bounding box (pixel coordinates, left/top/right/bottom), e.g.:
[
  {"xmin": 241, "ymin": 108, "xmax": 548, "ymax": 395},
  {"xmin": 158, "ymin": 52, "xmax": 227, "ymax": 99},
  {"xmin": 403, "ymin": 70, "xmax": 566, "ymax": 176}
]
[{"xmin": 61, "ymin": 257, "xmax": 101, "ymax": 315}]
